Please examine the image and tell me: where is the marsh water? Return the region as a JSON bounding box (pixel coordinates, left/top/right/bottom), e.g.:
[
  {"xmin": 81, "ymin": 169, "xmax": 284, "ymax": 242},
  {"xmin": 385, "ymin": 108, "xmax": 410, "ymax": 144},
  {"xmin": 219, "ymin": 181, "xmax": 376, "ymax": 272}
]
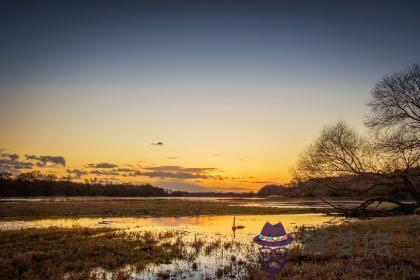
[
  {"xmin": 0, "ymin": 196, "xmax": 364, "ymax": 209},
  {"xmin": 0, "ymin": 213, "xmax": 344, "ymax": 238},
  {"xmin": 0, "ymin": 197, "xmax": 358, "ymax": 279},
  {"xmin": 0, "ymin": 213, "xmax": 349, "ymax": 279}
]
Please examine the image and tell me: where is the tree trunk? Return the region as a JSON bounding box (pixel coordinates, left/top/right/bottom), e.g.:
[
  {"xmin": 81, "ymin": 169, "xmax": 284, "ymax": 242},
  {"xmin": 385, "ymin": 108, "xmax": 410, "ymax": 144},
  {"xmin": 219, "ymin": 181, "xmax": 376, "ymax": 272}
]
[{"xmin": 322, "ymin": 197, "xmax": 418, "ymax": 217}]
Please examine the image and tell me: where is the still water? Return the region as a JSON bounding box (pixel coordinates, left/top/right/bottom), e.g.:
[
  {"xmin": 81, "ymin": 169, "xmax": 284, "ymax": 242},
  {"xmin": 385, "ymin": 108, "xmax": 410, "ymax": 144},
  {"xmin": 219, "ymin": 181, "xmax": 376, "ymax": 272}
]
[
  {"xmin": 0, "ymin": 214, "xmax": 347, "ymax": 279},
  {"xmin": 0, "ymin": 214, "xmax": 343, "ymax": 241}
]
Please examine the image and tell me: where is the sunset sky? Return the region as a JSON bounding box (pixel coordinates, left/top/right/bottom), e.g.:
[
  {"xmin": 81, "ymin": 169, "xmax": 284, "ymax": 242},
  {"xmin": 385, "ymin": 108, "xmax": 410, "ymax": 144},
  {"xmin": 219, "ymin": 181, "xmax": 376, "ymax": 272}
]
[{"xmin": 1, "ymin": 0, "xmax": 419, "ymax": 192}]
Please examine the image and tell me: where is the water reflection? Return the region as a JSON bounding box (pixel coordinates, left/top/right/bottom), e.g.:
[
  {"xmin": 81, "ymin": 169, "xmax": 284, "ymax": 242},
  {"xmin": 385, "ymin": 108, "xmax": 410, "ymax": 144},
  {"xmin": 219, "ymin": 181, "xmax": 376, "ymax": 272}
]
[
  {"xmin": 0, "ymin": 214, "xmax": 348, "ymax": 279},
  {"xmin": 0, "ymin": 214, "xmax": 344, "ymax": 242}
]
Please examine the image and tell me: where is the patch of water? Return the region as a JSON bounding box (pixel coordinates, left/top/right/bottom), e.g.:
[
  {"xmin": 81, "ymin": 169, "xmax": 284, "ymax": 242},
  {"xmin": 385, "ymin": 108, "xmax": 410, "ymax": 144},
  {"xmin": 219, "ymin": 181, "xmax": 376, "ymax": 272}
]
[{"xmin": 1, "ymin": 214, "xmax": 348, "ymax": 279}]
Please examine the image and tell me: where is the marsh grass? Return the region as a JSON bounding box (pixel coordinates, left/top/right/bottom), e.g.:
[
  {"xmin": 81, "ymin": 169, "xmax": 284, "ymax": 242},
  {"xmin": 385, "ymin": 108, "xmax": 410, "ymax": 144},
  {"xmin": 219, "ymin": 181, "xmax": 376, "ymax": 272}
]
[
  {"xmin": 246, "ymin": 215, "xmax": 420, "ymax": 279},
  {"xmin": 0, "ymin": 227, "xmax": 187, "ymax": 280},
  {"xmin": 0, "ymin": 215, "xmax": 418, "ymax": 279},
  {"xmin": 0, "ymin": 199, "xmax": 315, "ymax": 220},
  {"xmin": 204, "ymin": 239, "xmax": 221, "ymax": 255},
  {"xmin": 191, "ymin": 234, "xmax": 205, "ymax": 252},
  {"xmin": 148, "ymin": 216, "xmax": 420, "ymax": 280},
  {"xmin": 222, "ymin": 241, "xmax": 232, "ymax": 250}
]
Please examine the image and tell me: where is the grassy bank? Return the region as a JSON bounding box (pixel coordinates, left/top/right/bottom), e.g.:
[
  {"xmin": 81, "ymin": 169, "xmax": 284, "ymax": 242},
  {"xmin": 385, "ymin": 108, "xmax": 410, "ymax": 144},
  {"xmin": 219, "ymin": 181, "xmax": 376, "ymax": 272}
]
[
  {"xmin": 250, "ymin": 215, "xmax": 420, "ymax": 279},
  {"xmin": 0, "ymin": 199, "xmax": 316, "ymax": 220}
]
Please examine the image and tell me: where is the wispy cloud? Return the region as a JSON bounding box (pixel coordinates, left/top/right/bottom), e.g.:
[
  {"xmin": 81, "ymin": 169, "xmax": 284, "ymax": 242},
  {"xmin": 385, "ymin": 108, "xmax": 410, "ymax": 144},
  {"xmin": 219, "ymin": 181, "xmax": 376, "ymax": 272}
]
[
  {"xmin": 86, "ymin": 163, "xmax": 118, "ymax": 168},
  {"xmin": 1, "ymin": 151, "xmax": 66, "ymax": 174},
  {"xmin": 2, "ymin": 153, "xmax": 19, "ymax": 161},
  {"xmin": 25, "ymin": 154, "xmax": 66, "ymax": 167},
  {"xmin": 115, "ymin": 168, "xmax": 136, "ymax": 172},
  {"xmin": 66, "ymin": 164, "xmax": 221, "ymax": 181},
  {"xmin": 0, "ymin": 152, "xmax": 33, "ymax": 174},
  {"xmin": 140, "ymin": 165, "xmax": 220, "ymax": 180},
  {"xmin": 151, "ymin": 142, "xmax": 164, "ymax": 146},
  {"xmin": 144, "ymin": 166, "xmax": 216, "ymax": 173},
  {"xmin": 66, "ymin": 169, "xmax": 88, "ymax": 179},
  {"xmin": 1, "ymin": 150, "xmax": 235, "ymax": 191},
  {"xmin": 88, "ymin": 169, "xmax": 120, "ymax": 176},
  {"xmin": 142, "ymin": 171, "xmax": 209, "ymax": 179}
]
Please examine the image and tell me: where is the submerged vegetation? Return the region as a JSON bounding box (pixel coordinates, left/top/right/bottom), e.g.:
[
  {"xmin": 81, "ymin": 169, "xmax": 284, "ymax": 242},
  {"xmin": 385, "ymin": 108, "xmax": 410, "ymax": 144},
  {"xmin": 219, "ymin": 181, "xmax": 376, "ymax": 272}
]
[
  {"xmin": 0, "ymin": 228, "xmax": 187, "ymax": 280},
  {"xmin": 0, "ymin": 215, "xmax": 418, "ymax": 279}
]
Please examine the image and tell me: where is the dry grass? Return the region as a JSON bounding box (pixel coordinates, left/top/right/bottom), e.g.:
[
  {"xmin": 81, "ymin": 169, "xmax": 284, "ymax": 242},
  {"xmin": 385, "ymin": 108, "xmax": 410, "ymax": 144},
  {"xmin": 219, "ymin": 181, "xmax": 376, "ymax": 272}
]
[
  {"xmin": 0, "ymin": 211, "xmax": 418, "ymax": 279},
  {"xmin": 0, "ymin": 228, "xmax": 186, "ymax": 280},
  {"xmin": 247, "ymin": 215, "xmax": 420, "ymax": 279},
  {"xmin": 0, "ymin": 199, "xmax": 313, "ymax": 220}
]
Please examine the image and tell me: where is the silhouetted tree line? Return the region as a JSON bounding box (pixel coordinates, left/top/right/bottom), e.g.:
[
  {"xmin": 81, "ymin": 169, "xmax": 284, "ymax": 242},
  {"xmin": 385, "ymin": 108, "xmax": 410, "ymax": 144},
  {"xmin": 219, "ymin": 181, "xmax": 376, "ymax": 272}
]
[
  {"xmin": 0, "ymin": 171, "xmax": 256, "ymax": 197},
  {"xmin": 169, "ymin": 191, "xmax": 255, "ymax": 197},
  {"xmin": 0, "ymin": 171, "xmax": 165, "ymax": 197}
]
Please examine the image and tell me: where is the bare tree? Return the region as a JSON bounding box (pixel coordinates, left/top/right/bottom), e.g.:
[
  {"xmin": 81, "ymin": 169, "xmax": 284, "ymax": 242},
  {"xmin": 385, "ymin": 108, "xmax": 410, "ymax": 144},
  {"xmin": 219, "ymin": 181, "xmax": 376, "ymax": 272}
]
[
  {"xmin": 366, "ymin": 63, "xmax": 420, "ymax": 134},
  {"xmin": 295, "ymin": 121, "xmax": 376, "ymax": 179},
  {"xmin": 294, "ymin": 63, "xmax": 420, "ymax": 216},
  {"xmin": 366, "ymin": 64, "xmax": 420, "ymax": 203}
]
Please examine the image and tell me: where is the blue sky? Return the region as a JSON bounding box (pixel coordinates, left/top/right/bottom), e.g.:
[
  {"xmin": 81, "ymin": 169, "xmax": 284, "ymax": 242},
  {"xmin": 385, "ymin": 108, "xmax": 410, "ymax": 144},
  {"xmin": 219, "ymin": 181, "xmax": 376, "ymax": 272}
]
[{"xmin": 0, "ymin": 0, "xmax": 419, "ymax": 191}]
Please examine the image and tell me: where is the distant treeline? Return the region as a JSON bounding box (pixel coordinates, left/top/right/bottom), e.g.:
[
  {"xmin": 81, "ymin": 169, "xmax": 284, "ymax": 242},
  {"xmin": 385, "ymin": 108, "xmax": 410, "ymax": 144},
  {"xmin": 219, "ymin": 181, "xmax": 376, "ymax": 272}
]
[
  {"xmin": 4, "ymin": 170, "xmax": 410, "ymax": 199},
  {"xmin": 169, "ymin": 191, "xmax": 254, "ymax": 197},
  {"xmin": 0, "ymin": 171, "xmax": 166, "ymax": 197},
  {"xmin": 0, "ymin": 171, "xmax": 253, "ymax": 197},
  {"xmin": 256, "ymin": 171, "xmax": 419, "ymax": 200},
  {"xmin": 6, "ymin": 171, "xmax": 406, "ymax": 198},
  {"xmin": 0, "ymin": 170, "xmax": 400, "ymax": 198}
]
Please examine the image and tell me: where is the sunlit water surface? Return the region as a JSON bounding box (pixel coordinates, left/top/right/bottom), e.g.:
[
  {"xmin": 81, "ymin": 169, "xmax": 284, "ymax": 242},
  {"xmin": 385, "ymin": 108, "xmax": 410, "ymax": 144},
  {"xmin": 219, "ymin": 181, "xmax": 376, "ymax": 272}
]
[{"xmin": 0, "ymin": 214, "xmax": 348, "ymax": 279}]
